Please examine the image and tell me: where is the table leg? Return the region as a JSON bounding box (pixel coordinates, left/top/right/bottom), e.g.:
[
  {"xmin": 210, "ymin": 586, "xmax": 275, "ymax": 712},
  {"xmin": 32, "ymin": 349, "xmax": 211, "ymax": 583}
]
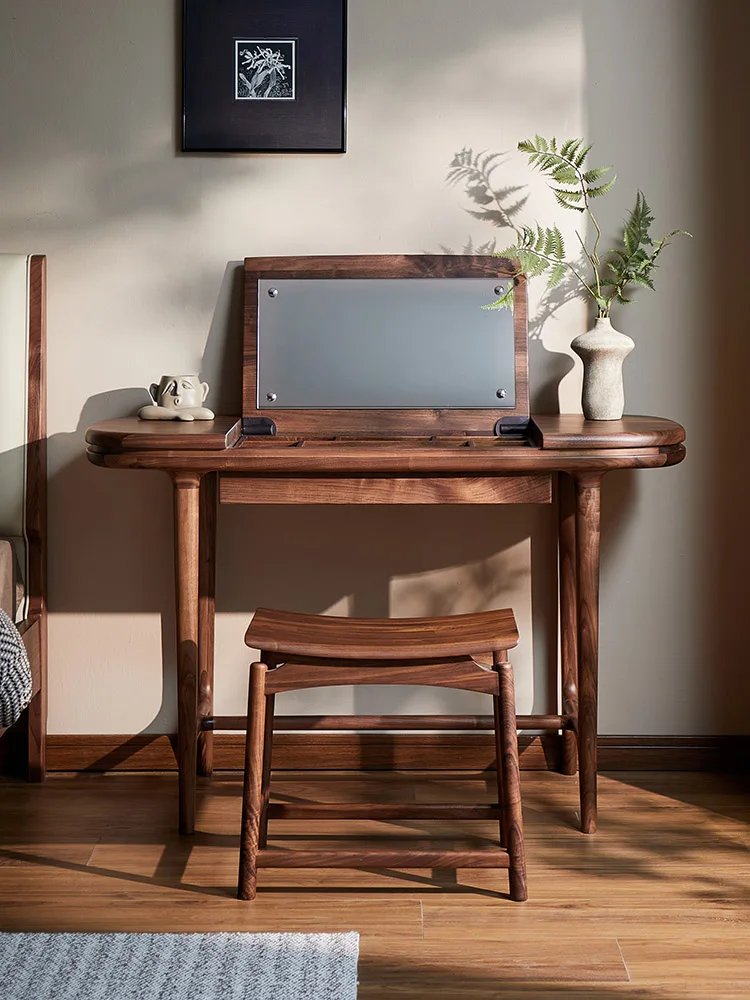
[
  {"xmin": 558, "ymin": 473, "xmax": 578, "ymax": 776},
  {"xmin": 173, "ymin": 472, "xmax": 201, "ymax": 835},
  {"xmin": 574, "ymin": 472, "xmax": 602, "ymax": 835},
  {"xmin": 198, "ymin": 472, "xmax": 217, "ymax": 777}
]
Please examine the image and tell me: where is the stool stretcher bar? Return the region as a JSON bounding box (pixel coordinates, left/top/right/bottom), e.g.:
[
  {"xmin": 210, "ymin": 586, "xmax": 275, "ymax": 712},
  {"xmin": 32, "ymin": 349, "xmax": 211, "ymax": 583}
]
[
  {"xmin": 207, "ymin": 713, "xmax": 572, "ymax": 731},
  {"xmin": 265, "ymin": 803, "xmax": 503, "ymax": 820},
  {"xmin": 256, "ymin": 848, "xmax": 511, "ymax": 869}
]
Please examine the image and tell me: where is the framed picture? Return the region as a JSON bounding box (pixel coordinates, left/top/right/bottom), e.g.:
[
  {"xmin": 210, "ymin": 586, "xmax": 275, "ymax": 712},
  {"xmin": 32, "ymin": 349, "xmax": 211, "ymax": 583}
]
[{"xmin": 182, "ymin": 0, "xmax": 346, "ymax": 153}]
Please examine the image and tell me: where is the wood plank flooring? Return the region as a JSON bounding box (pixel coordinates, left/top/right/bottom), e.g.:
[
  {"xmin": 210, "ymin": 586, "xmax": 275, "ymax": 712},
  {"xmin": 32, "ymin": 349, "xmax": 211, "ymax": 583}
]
[{"xmin": 0, "ymin": 770, "xmax": 748, "ymax": 998}]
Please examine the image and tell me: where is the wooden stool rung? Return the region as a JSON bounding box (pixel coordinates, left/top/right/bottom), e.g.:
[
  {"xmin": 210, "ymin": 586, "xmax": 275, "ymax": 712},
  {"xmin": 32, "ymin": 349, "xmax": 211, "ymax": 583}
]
[
  {"xmin": 266, "ymin": 803, "xmax": 501, "ymax": 820},
  {"xmin": 257, "ymin": 848, "xmax": 510, "ymax": 869},
  {"xmin": 264, "ymin": 660, "xmax": 499, "ymax": 695}
]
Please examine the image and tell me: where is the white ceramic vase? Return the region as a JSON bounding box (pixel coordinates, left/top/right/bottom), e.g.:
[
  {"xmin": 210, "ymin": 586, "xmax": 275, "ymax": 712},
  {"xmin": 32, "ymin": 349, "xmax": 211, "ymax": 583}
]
[{"xmin": 571, "ymin": 317, "xmax": 635, "ymax": 421}]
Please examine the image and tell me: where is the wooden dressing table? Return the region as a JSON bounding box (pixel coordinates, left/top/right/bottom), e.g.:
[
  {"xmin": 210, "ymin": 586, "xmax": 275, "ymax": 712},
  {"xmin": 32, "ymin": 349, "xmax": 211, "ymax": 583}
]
[{"xmin": 85, "ymin": 256, "xmax": 686, "ymax": 835}]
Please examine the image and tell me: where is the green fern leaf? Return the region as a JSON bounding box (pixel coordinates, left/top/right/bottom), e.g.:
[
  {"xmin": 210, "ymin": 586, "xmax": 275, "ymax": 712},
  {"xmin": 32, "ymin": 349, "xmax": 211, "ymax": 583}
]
[
  {"xmin": 638, "ymin": 192, "xmax": 655, "ymax": 226},
  {"xmin": 517, "ymin": 250, "xmax": 548, "ymax": 277},
  {"xmin": 506, "ymin": 240, "xmax": 522, "ymax": 258},
  {"xmin": 582, "ymin": 166, "xmax": 612, "ymax": 183},
  {"xmin": 574, "ymin": 143, "xmax": 591, "ymax": 167},
  {"xmin": 546, "ymin": 262, "xmax": 567, "ymax": 289},
  {"xmin": 630, "ymin": 273, "xmax": 656, "ymax": 290},
  {"xmin": 587, "ymin": 179, "xmax": 617, "ymax": 198},
  {"xmin": 551, "ymin": 225, "xmax": 565, "ymax": 260},
  {"xmin": 560, "ymin": 138, "xmax": 581, "ymax": 159},
  {"xmin": 550, "ymin": 187, "xmax": 583, "ymax": 202},
  {"xmin": 553, "ymin": 189, "xmax": 585, "ymax": 212},
  {"xmin": 552, "ymin": 165, "xmax": 578, "ymax": 184}
]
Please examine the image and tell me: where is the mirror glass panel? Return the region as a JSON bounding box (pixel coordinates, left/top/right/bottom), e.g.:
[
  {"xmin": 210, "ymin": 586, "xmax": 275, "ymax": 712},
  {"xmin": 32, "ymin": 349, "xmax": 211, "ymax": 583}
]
[{"xmin": 256, "ymin": 278, "xmax": 516, "ymax": 409}]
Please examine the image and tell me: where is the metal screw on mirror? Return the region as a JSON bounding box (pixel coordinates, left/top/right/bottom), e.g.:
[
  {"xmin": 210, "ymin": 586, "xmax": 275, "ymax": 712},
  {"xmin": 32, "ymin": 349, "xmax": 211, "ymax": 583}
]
[
  {"xmin": 268, "ymin": 287, "xmax": 279, "ymax": 298},
  {"xmin": 494, "ymin": 285, "xmax": 505, "ymax": 295},
  {"xmin": 496, "ymin": 389, "xmax": 507, "ymax": 399},
  {"xmin": 266, "ymin": 392, "xmax": 277, "ymax": 402}
]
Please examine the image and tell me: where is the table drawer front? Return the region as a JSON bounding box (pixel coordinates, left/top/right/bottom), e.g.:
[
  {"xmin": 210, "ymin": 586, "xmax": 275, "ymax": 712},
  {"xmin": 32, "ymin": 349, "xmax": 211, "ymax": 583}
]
[{"xmin": 219, "ymin": 475, "xmax": 552, "ymax": 505}]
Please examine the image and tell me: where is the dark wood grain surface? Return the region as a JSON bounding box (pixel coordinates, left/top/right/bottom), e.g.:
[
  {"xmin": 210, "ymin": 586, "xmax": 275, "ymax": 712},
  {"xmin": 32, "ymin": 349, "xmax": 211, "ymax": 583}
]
[
  {"xmin": 575, "ymin": 472, "xmax": 603, "ymax": 834},
  {"xmin": 84, "ymin": 415, "xmax": 686, "ymax": 476},
  {"xmin": 558, "ymin": 472, "xmax": 578, "ymax": 776},
  {"xmin": 220, "ymin": 474, "xmax": 552, "ymax": 505},
  {"xmin": 264, "ymin": 661, "xmax": 501, "ymax": 696},
  {"xmin": 531, "ymin": 414, "xmax": 685, "ymax": 449},
  {"xmin": 246, "ymin": 607, "xmax": 519, "ymax": 658},
  {"xmin": 85, "ymin": 416, "xmax": 242, "ymax": 452},
  {"xmin": 197, "ymin": 472, "xmax": 217, "ymax": 777},
  {"xmin": 173, "ymin": 472, "xmax": 201, "ymax": 835}
]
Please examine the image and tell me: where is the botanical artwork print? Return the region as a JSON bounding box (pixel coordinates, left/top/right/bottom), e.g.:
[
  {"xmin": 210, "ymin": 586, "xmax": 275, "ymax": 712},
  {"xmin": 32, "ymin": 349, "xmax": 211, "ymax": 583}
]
[{"xmin": 235, "ymin": 40, "xmax": 295, "ymax": 100}]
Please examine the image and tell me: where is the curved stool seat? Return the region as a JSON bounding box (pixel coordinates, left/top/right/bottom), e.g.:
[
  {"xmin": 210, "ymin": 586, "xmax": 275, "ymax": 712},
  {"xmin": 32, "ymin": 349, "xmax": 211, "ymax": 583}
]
[
  {"xmin": 246, "ymin": 606, "xmax": 519, "ymax": 659},
  {"xmin": 238, "ymin": 608, "xmax": 528, "ymax": 902}
]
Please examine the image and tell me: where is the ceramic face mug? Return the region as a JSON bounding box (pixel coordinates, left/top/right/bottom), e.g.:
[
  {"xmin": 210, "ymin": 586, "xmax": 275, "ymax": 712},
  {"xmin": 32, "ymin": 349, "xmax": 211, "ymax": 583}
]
[{"xmin": 150, "ymin": 374, "xmax": 209, "ymax": 411}]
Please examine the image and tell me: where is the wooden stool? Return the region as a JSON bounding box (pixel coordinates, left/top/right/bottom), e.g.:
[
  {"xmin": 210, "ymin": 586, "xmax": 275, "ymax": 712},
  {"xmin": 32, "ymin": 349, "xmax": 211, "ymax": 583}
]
[{"xmin": 238, "ymin": 608, "xmax": 528, "ymax": 901}]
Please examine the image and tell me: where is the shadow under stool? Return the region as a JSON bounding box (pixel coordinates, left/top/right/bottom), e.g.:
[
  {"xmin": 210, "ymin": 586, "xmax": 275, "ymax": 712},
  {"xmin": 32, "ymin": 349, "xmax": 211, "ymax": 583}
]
[{"xmin": 238, "ymin": 607, "xmax": 528, "ymax": 902}]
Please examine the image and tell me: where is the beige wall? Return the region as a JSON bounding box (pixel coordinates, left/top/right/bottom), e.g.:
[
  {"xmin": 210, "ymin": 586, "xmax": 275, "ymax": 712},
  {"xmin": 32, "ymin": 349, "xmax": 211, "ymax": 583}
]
[{"xmin": 1, "ymin": 1, "xmax": 747, "ymax": 736}]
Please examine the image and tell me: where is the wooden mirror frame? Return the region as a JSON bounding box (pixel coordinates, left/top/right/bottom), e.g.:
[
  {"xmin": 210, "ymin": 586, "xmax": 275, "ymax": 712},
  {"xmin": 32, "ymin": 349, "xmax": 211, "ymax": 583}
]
[{"xmin": 242, "ymin": 255, "xmax": 528, "ymax": 437}]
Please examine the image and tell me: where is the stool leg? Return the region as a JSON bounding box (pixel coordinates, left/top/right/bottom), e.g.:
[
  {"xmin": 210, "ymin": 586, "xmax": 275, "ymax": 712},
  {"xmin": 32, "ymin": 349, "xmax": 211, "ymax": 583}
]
[
  {"xmin": 259, "ymin": 693, "xmax": 275, "ymax": 849},
  {"xmin": 494, "ymin": 651, "xmax": 528, "ymax": 902},
  {"xmin": 238, "ymin": 662, "xmax": 268, "ymax": 901},
  {"xmin": 492, "ymin": 690, "xmax": 507, "ymax": 848}
]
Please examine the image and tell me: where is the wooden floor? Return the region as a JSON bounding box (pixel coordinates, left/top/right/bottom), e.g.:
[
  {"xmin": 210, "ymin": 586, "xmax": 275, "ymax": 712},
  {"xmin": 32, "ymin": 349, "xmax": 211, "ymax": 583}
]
[{"xmin": 0, "ymin": 769, "xmax": 749, "ymax": 998}]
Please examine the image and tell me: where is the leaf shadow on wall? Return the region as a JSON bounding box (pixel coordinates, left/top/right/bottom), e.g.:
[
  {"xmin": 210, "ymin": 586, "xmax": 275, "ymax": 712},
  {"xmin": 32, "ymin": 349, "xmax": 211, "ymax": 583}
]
[{"xmin": 440, "ymin": 150, "xmax": 577, "ymax": 415}]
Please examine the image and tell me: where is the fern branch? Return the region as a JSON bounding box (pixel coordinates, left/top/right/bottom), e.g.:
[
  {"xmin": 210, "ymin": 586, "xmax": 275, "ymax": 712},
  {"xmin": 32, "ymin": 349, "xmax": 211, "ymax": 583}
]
[{"xmin": 517, "ymin": 136, "xmax": 616, "ymax": 299}]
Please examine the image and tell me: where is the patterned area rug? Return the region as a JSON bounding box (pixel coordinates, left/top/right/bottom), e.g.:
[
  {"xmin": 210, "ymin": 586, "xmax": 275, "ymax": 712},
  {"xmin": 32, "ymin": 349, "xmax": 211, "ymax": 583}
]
[{"xmin": 0, "ymin": 931, "xmax": 359, "ymax": 999}]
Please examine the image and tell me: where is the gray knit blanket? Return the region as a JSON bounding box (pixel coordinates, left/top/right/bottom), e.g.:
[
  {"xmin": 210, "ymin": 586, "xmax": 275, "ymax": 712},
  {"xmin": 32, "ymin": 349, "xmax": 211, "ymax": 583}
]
[
  {"xmin": 0, "ymin": 932, "xmax": 360, "ymax": 999},
  {"xmin": 0, "ymin": 608, "xmax": 31, "ymax": 728}
]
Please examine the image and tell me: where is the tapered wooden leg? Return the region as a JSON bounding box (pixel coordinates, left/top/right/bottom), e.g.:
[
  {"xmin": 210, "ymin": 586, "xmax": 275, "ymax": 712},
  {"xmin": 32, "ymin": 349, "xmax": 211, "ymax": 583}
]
[
  {"xmin": 238, "ymin": 662, "xmax": 268, "ymax": 901},
  {"xmin": 492, "ymin": 688, "xmax": 507, "ymax": 848},
  {"xmin": 558, "ymin": 473, "xmax": 579, "ymax": 776},
  {"xmin": 198, "ymin": 472, "xmax": 217, "ymax": 777},
  {"xmin": 494, "ymin": 650, "xmax": 527, "ymax": 902},
  {"xmin": 173, "ymin": 472, "xmax": 201, "ymax": 836},
  {"xmin": 259, "ymin": 693, "xmax": 275, "ymax": 849},
  {"xmin": 574, "ymin": 472, "xmax": 603, "ymax": 835}
]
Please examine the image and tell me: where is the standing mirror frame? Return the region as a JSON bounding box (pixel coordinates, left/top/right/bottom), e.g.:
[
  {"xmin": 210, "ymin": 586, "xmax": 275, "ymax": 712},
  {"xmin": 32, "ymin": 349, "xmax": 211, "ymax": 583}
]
[{"xmin": 242, "ymin": 255, "xmax": 528, "ymax": 437}]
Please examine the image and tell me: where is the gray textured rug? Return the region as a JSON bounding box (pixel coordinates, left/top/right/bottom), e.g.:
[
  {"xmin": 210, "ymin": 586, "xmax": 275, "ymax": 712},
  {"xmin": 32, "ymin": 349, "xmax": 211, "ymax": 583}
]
[{"xmin": 0, "ymin": 932, "xmax": 359, "ymax": 999}]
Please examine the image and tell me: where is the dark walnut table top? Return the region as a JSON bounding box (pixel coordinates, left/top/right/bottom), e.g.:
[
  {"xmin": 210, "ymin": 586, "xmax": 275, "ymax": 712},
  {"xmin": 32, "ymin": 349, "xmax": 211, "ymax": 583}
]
[{"xmin": 84, "ymin": 415, "xmax": 686, "ymax": 476}]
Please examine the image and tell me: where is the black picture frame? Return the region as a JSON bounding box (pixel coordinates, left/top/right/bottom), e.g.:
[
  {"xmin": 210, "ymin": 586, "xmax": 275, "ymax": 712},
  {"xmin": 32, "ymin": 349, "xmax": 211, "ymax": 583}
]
[{"xmin": 182, "ymin": 0, "xmax": 347, "ymax": 153}]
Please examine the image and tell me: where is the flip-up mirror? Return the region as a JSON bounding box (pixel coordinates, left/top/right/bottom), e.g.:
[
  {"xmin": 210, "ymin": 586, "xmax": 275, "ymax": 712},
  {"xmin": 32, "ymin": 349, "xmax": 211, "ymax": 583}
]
[{"xmin": 243, "ymin": 256, "xmax": 528, "ymax": 436}]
